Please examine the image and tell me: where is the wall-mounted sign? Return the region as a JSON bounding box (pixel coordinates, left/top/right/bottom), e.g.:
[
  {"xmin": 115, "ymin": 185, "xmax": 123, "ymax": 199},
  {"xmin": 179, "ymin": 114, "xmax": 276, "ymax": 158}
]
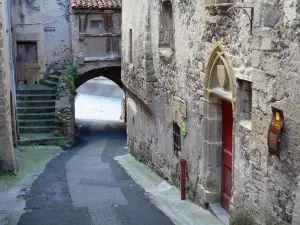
[
  {"xmin": 181, "ymin": 121, "xmax": 187, "ymax": 137},
  {"xmin": 44, "ymin": 27, "xmax": 55, "ymax": 32},
  {"xmin": 268, "ymin": 107, "xmax": 284, "ymax": 157}
]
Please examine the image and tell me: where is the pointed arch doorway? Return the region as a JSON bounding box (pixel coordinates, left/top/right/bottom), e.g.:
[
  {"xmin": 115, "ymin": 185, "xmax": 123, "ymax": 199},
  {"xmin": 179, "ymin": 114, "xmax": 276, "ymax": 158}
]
[{"xmin": 203, "ymin": 42, "xmax": 236, "ymax": 212}]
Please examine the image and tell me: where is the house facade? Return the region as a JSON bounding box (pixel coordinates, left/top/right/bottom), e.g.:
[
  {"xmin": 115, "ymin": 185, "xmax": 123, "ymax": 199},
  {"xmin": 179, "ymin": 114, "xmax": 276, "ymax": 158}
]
[
  {"xmin": 11, "ymin": 0, "xmax": 72, "ymax": 84},
  {"xmin": 70, "ymin": 0, "xmax": 121, "ymax": 80},
  {"xmin": 122, "ymin": 0, "xmax": 300, "ymax": 224}
]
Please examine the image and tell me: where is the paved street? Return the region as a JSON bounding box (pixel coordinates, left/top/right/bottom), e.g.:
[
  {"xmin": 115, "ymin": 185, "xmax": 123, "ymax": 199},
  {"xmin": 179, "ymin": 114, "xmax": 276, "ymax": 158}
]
[{"xmin": 17, "ymin": 119, "xmax": 173, "ymax": 225}]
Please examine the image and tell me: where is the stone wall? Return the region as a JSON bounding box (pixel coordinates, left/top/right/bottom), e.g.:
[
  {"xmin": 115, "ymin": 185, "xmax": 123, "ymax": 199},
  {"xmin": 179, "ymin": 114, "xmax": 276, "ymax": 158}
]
[
  {"xmin": 54, "ymin": 70, "xmax": 75, "ymax": 146},
  {"xmin": 12, "ymin": 0, "xmax": 71, "ymax": 79},
  {"xmin": 122, "ymin": 0, "xmax": 300, "ymax": 224},
  {"xmin": 0, "ymin": 1, "xmax": 17, "ymax": 172}
]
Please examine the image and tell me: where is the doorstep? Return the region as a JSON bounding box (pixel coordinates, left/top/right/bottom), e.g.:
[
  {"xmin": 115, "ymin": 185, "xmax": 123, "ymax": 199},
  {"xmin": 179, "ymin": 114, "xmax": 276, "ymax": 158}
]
[{"xmin": 210, "ymin": 203, "xmax": 230, "ymax": 225}]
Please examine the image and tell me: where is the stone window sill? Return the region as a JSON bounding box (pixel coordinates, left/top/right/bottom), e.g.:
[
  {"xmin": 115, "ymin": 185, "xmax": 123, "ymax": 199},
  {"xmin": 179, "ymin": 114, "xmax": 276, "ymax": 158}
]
[{"xmin": 239, "ymin": 120, "xmax": 252, "ymax": 131}]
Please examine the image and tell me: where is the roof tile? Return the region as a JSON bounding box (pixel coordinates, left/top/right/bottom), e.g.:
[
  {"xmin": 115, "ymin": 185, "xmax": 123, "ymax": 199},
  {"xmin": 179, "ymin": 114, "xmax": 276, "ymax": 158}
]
[{"xmin": 71, "ymin": 0, "xmax": 121, "ymax": 9}]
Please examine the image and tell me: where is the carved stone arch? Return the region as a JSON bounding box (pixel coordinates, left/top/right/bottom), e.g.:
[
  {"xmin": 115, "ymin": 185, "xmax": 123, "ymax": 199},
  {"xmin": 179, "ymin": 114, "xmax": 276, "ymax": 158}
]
[
  {"xmin": 204, "ymin": 42, "xmax": 235, "ymax": 103},
  {"xmin": 198, "ymin": 42, "xmax": 236, "ymax": 210}
]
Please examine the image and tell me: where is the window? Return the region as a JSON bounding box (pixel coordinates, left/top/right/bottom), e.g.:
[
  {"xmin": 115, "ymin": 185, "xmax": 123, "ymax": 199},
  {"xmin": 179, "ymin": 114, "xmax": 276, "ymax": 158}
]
[
  {"xmin": 237, "ymin": 79, "xmax": 252, "ymax": 121},
  {"xmin": 173, "ymin": 122, "xmax": 181, "ymax": 156},
  {"xmin": 159, "ymin": 0, "xmax": 174, "ymax": 48},
  {"xmin": 129, "ymin": 29, "xmax": 133, "ymax": 63},
  {"xmin": 90, "ymin": 20, "xmax": 104, "ymax": 29}
]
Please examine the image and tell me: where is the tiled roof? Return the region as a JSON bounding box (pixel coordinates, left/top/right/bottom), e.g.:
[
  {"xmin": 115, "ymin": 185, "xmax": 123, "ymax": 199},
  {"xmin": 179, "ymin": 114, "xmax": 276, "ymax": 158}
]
[{"xmin": 71, "ymin": 0, "xmax": 121, "ymax": 9}]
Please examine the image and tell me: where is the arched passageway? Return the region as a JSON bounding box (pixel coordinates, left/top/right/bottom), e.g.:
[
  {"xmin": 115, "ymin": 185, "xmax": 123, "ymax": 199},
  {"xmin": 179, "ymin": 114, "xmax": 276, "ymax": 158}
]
[
  {"xmin": 75, "ymin": 67, "xmax": 125, "ymax": 122},
  {"xmin": 75, "ymin": 67, "xmax": 122, "ymax": 89}
]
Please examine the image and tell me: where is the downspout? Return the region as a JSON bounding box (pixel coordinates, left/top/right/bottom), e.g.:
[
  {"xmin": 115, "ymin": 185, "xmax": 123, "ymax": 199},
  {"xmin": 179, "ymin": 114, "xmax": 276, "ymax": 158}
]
[{"xmin": 7, "ymin": 0, "xmax": 19, "ymax": 139}]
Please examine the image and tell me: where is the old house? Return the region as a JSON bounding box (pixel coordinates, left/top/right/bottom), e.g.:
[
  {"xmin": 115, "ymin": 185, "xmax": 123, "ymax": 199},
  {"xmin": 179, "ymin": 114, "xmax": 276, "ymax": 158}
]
[
  {"xmin": 70, "ymin": 0, "xmax": 122, "ymax": 87},
  {"xmin": 0, "ymin": 0, "xmax": 18, "ymax": 172},
  {"xmin": 122, "ymin": 0, "xmax": 300, "ymax": 224},
  {"xmin": 11, "ymin": 0, "xmax": 71, "ymax": 84}
]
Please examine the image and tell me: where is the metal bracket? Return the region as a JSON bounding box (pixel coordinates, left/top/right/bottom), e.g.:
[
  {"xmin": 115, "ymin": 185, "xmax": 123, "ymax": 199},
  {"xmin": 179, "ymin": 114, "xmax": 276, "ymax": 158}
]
[{"xmin": 227, "ymin": 6, "xmax": 254, "ymax": 35}]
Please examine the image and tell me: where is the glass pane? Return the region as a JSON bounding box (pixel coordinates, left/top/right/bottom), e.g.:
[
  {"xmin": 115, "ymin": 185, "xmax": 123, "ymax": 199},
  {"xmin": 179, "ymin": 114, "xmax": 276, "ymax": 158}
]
[{"xmin": 90, "ymin": 20, "xmax": 104, "ymax": 29}]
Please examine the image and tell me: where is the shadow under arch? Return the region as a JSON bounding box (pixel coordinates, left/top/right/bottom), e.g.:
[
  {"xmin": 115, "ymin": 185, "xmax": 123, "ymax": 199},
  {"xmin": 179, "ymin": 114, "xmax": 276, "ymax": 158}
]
[{"xmin": 75, "ymin": 67, "xmax": 122, "ymax": 89}]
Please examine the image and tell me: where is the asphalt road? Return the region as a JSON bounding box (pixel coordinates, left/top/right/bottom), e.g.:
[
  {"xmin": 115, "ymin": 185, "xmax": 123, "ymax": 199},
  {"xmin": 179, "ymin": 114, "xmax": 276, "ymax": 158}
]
[{"xmin": 17, "ymin": 120, "xmax": 173, "ymax": 225}]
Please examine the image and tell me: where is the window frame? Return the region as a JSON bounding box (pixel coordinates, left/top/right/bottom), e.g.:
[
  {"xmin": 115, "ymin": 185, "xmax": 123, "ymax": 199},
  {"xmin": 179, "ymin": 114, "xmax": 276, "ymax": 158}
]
[
  {"xmin": 173, "ymin": 122, "xmax": 181, "ymax": 156},
  {"xmin": 129, "ymin": 29, "xmax": 133, "ymax": 63}
]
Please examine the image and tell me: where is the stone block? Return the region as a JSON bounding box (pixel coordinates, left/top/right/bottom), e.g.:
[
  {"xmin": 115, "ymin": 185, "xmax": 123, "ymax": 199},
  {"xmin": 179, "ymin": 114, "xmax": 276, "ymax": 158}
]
[
  {"xmin": 262, "ymin": 53, "xmax": 281, "ymax": 76},
  {"xmin": 79, "ymin": 33, "xmax": 84, "ymax": 41},
  {"xmin": 78, "ymin": 56, "xmax": 84, "ymax": 65},
  {"xmin": 143, "ymin": 80, "xmax": 153, "ymax": 92},
  {"xmin": 206, "ymin": 118, "xmax": 222, "ymax": 142},
  {"xmin": 16, "ymin": 32, "xmax": 39, "ymax": 41},
  {"xmin": 251, "ymin": 50, "xmax": 262, "ymax": 68},
  {"xmin": 251, "ymin": 69, "xmax": 269, "ymax": 91},
  {"xmin": 197, "ymin": 183, "xmax": 221, "ymax": 204},
  {"xmin": 198, "ymin": 61, "xmax": 205, "ymax": 72},
  {"xmin": 199, "ymin": 98, "xmax": 206, "ymax": 116},
  {"xmin": 206, "ymin": 142, "xmax": 222, "ymax": 167},
  {"xmin": 262, "ymin": 7, "xmax": 280, "ymax": 28}
]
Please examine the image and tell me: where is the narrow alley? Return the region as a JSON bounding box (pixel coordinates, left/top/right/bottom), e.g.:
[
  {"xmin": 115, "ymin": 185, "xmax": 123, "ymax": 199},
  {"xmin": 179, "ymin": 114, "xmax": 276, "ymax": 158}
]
[
  {"xmin": 0, "ymin": 0, "xmax": 299, "ymax": 224},
  {"xmin": 16, "ymin": 119, "xmax": 173, "ymax": 225},
  {"xmin": 15, "ymin": 77, "xmax": 172, "ymax": 224}
]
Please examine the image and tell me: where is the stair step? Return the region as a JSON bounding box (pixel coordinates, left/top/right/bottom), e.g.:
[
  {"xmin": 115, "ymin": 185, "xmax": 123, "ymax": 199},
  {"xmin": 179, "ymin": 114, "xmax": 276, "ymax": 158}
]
[
  {"xmin": 17, "ymin": 100, "xmax": 56, "ymax": 107},
  {"xmin": 47, "ymin": 75, "xmax": 60, "ymax": 83},
  {"xmin": 18, "ymin": 119, "xmax": 54, "ymax": 127},
  {"xmin": 18, "ymin": 136, "xmax": 68, "ymax": 146},
  {"xmin": 40, "ymin": 80, "xmax": 58, "ymax": 88},
  {"xmin": 17, "ymin": 94, "xmax": 56, "ymax": 101},
  {"xmin": 17, "ymin": 88, "xmax": 56, "ymax": 95},
  {"xmin": 17, "ymin": 106, "xmax": 55, "ymax": 114},
  {"xmin": 18, "ymin": 112, "xmax": 55, "ymax": 120},
  {"xmin": 19, "ymin": 126, "xmax": 54, "ymax": 133},
  {"xmin": 49, "ymin": 69, "xmax": 64, "ymax": 75}
]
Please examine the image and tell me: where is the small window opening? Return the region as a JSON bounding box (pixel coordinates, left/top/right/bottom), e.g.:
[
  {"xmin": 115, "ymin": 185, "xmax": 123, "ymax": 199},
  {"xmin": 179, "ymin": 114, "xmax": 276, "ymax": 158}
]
[
  {"xmin": 173, "ymin": 122, "xmax": 181, "ymax": 156},
  {"xmin": 159, "ymin": 1, "xmax": 174, "ymax": 48},
  {"xmin": 129, "ymin": 29, "xmax": 133, "ymax": 63},
  {"xmin": 90, "ymin": 20, "xmax": 104, "ymax": 29},
  {"xmin": 237, "ymin": 79, "xmax": 252, "ymax": 121}
]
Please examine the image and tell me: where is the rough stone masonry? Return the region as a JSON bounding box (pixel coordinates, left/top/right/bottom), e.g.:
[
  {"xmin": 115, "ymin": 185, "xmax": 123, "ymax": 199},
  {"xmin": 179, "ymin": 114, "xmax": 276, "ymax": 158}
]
[{"xmin": 121, "ymin": 0, "xmax": 300, "ymax": 224}]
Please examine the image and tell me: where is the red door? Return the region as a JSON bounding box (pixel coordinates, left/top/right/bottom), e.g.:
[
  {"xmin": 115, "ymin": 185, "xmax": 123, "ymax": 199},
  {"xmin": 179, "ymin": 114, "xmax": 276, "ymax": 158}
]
[{"xmin": 221, "ymin": 100, "xmax": 233, "ymax": 211}]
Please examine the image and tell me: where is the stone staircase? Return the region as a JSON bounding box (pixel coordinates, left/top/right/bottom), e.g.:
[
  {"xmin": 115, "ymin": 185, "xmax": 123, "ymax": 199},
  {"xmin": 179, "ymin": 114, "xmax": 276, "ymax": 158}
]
[{"xmin": 16, "ymin": 71, "xmax": 68, "ymax": 146}]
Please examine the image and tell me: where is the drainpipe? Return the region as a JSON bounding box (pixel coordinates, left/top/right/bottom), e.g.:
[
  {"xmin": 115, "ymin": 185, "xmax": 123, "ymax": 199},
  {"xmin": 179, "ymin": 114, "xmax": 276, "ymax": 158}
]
[
  {"xmin": 7, "ymin": 0, "xmax": 19, "ymax": 139},
  {"xmin": 180, "ymin": 159, "xmax": 187, "ymax": 200}
]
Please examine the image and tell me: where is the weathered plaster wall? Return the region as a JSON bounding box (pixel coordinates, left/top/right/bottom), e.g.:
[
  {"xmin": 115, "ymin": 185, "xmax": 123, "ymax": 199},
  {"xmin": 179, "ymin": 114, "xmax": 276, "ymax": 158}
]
[
  {"xmin": 122, "ymin": 0, "xmax": 300, "ymax": 224},
  {"xmin": 0, "ymin": 1, "xmax": 17, "ymax": 172},
  {"xmin": 12, "ymin": 0, "xmax": 71, "ymax": 75}
]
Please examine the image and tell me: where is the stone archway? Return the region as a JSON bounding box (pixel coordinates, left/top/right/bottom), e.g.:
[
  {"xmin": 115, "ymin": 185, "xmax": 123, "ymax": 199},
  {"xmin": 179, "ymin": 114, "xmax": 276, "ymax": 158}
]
[
  {"xmin": 201, "ymin": 42, "xmax": 236, "ymax": 211},
  {"xmin": 75, "ymin": 66, "xmax": 126, "ymax": 122},
  {"xmin": 75, "ymin": 67, "xmax": 122, "ymax": 89}
]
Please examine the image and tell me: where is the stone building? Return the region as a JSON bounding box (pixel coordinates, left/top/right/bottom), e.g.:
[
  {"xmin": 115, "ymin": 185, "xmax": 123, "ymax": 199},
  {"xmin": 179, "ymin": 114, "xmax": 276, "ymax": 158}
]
[
  {"xmin": 122, "ymin": 0, "xmax": 300, "ymax": 224},
  {"xmin": 0, "ymin": 0, "xmax": 18, "ymax": 172},
  {"xmin": 70, "ymin": 0, "xmax": 122, "ymax": 87},
  {"xmin": 11, "ymin": 0, "xmax": 71, "ymax": 84}
]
